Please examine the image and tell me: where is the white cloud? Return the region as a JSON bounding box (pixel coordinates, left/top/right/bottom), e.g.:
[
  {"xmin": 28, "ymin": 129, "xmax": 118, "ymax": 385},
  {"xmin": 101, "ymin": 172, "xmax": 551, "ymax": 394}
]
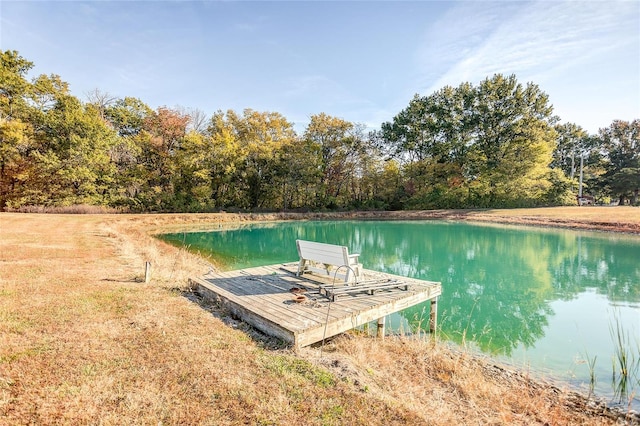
[
  {"xmin": 284, "ymin": 74, "xmax": 375, "ymax": 109},
  {"xmin": 285, "ymin": 75, "xmax": 337, "ymax": 98},
  {"xmin": 1, "ymin": 19, "xmax": 56, "ymax": 52},
  {"xmin": 408, "ymin": 0, "xmax": 639, "ymax": 132},
  {"xmin": 414, "ymin": 2, "xmax": 521, "ymax": 90},
  {"xmin": 419, "ymin": 1, "xmax": 638, "ymax": 92}
]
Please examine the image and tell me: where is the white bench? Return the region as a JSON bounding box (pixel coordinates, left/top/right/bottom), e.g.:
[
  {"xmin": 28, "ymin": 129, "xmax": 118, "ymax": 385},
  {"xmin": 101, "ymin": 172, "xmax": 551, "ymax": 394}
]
[{"xmin": 296, "ymin": 239, "xmax": 362, "ymax": 283}]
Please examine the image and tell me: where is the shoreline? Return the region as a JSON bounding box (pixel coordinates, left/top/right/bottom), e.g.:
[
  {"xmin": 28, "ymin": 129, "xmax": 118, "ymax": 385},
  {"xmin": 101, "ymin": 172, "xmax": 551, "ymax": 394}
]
[{"xmin": 177, "ymin": 207, "xmax": 640, "ymax": 234}]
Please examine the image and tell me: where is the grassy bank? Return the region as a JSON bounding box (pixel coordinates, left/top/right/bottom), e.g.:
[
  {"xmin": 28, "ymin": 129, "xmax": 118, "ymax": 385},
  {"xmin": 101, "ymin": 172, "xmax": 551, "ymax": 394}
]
[{"xmin": 1, "ymin": 208, "xmax": 638, "ymax": 425}]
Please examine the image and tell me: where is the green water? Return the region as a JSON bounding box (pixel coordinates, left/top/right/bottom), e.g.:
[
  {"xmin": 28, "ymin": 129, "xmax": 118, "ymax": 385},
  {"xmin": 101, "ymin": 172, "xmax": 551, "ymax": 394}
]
[{"xmin": 160, "ymin": 220, "xmax": 640, "ymax": 407}]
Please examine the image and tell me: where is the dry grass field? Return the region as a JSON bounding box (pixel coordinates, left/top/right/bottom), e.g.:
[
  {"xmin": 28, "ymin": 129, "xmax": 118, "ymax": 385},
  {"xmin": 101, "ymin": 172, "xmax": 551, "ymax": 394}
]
[{"xmin": 1, "ymin": 207, "xmax": 638, "ymax": 425}]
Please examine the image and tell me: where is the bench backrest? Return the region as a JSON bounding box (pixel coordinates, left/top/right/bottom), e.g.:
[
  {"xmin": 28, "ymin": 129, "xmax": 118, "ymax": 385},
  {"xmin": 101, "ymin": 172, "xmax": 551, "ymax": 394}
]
[{"xmin": 296, "ymin": 240, "xmax": 350, "ymax": 268}]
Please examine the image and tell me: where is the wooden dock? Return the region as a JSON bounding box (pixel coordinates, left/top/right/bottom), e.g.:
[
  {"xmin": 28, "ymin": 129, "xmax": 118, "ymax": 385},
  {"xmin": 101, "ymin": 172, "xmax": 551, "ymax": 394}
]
[{"xmin": 189, "ymin": 263, "xmax": 442, "ymax": 349}]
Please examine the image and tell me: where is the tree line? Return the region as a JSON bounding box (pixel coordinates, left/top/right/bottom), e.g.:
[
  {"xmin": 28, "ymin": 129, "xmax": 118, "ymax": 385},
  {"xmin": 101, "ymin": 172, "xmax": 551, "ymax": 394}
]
[{"xmin": 1, "ymin": 50, "xmax": 638, "ymax": 212}]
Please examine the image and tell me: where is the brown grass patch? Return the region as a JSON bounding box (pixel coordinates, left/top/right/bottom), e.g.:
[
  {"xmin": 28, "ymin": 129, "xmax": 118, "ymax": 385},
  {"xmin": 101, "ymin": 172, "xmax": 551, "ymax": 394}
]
[
  {"xmin": 7, "ymin": 204, "xmax": 124, "ymax": 214},
  {"xmin": 1, "ymin": 209, "xmax": 637, "ymax": 424}
]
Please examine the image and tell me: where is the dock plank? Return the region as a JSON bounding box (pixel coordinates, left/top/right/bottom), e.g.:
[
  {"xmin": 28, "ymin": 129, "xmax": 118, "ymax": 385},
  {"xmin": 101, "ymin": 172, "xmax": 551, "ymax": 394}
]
[{"xmin": 190, "ymin": 264, "xmax": 441, "ymax": 349}]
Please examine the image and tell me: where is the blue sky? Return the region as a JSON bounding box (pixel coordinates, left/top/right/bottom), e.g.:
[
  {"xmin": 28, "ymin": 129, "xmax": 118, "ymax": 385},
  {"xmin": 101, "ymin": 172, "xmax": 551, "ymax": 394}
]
[{"xmin": 1, "ymin": 1, "xmax": 638, "ymax": 134}]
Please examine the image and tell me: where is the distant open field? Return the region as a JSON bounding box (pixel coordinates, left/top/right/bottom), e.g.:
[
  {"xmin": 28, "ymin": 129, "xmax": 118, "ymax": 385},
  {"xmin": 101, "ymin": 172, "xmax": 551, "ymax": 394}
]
[
  {"xmin": 1, "ymin": 207, "xmax": 638, "ymax": 425},
  {"xmin": 339, "ymin": 206, "xmax": 640, "ymax": 234}
]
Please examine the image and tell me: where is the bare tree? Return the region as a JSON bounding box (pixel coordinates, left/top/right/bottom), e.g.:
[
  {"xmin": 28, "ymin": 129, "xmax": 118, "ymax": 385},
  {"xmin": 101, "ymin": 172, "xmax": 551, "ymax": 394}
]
[
  {"xmin": 85, "ymin": 88, "xmax": 117, "ymax": 120},
  {"xmin": 174, "ymin": 105, "xmax": 209, "ymax": 134}
]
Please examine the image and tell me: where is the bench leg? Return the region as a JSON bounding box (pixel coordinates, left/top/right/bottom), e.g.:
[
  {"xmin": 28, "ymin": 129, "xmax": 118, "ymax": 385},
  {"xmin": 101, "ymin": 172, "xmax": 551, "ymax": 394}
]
[
  {"xmin": 297, "ymin": 259, "xmax": 306, "ymax": 276},
  {"xmin": 346, "ymin": 263, "xmax": 361, "ymax": 284}
]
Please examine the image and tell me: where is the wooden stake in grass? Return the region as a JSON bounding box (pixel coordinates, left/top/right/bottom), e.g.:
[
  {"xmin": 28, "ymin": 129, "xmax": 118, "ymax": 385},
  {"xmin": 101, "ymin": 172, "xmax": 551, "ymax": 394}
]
[{"xmin": 145, "ymin": 261, "xmax": 151, "ymax": 283}]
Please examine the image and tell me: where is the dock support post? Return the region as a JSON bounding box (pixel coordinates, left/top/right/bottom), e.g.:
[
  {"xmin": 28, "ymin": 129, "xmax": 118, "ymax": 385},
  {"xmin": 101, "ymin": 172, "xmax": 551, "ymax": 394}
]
[
  {"xmin": 376, "ymin": 316, "xmax": 386, "ymax": 339},
  {"xmin": 145, "ymin": 261, "xmax": 151, "ymax": 283},
  {"xmin": 429, "ymin": 298, "xmax": 438, "ymax": 334}
]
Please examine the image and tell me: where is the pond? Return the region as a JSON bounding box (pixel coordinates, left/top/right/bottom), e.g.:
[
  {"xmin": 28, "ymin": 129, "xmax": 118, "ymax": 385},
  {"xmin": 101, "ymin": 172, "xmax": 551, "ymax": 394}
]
[{"xmin": 159, "ymin": 220, "xmax": 640, "ymax": 408}]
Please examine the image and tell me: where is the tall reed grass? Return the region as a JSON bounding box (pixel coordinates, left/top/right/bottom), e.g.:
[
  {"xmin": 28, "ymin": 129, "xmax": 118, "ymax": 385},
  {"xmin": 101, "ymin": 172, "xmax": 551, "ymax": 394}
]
[{"xmin": 608, "ymin": 310, "xmax": 640, "ymax": 406}]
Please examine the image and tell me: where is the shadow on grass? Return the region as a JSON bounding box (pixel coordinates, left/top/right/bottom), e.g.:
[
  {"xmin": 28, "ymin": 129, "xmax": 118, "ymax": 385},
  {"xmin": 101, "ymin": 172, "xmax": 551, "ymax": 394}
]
[
  {"xmin": 173, "ymin": 286, "xmax": 291, "ymax": 351},
  {"xmin": 101, "ymin": 277, "xmax": 145, "ymax": 283}
]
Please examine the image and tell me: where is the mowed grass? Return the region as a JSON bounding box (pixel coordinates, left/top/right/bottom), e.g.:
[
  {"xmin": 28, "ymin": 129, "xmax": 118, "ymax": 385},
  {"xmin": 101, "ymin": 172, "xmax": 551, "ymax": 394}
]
[
  {"xmin": 1, "ymin": 209, "xmax": 636, "ymax": 425},
  {"xmin": 479, "ymin": 206, "xmax": 640, "ymax": 225},
  {"xmin": 390, "ymin": 206, "xmax": 640, "ymax": 234}
]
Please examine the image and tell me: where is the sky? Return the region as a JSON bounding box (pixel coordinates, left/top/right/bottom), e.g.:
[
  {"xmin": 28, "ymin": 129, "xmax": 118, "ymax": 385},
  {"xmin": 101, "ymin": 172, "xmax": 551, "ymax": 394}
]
[{"xmin": 1, "ymin": 1, "xmax": 638, "ymax": 134}]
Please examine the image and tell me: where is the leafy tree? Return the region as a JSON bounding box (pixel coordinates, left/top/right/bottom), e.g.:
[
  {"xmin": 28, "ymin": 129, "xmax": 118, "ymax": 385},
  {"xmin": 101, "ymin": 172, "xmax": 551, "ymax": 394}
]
[
  {"xmin": 471, "ymin": 75, "xmax": 558, "ymax": 206},
  {"xmin": 347, "ymin": 138, "xmax": 396, "ymax": 209},
  {"xmin": 236, "ymin": 109, "xmax": 297, "ymax": 209},
  {"xmin": 276, "ymin": 136, "xmax": 322, "ymax": 210},
  {"xmin": 99, "ymin": 97, "xmax": 154, "ymax": 209},
  {"xmin": 1, "ymin": 52, "xmax": 119, "ymax": 209},
  {"xmin": 105, "ymin": 97, "xmax": 153, "ymax": 138},
  {"xmin": 598, "ymin": 120, "xmax": 640, "ymax": 204},
  {"xmin": 551, "ymin": 123, "xmax": 610, "ymax": 202},
  {"xmin": 27, "ymin": 85, "xmax": 118, "ymax": 206},
  {"xmin": 201, "ymin": 109, "xmax": 298, "ymax": 210},
  {"xmin": 30, "ymin": 73, "xmax": 70, "ymax": 113},
  {"xmin": 379, "ymin": 83, "xmax": 474, "ymax": 166},
  {"xmin": 303, "ymin": 113, "xmax": 364, "ymax": 208},
  {"xmin": 173, "ymin": 130, "xmax": 214, "ymax": 210},
  {"xmin": 144, "ymin": 107, "xmax": 189, "ymax": 155},
  {"xmin": 130, "ymin": 106, "xmax": 190, "ymax": 210},
  {"xmin": 380, "ymin": 74, "xmax": 561, "ymax": 208},
  {"xmin": 552, "ymin": 123, "xmax": 588, "ymax": 181},
  {"xmin": 0, "ymin": 50, "xmax": 36, "ymax": 209},
  {"xmin": 0, "ymin": 50, "xmax": 34, "ymax": 120},
  {"xmin": 204, "ymin": 111, "xmax": 248, "ymax": 208},
  {"xmin": 0, "ymin": 118, "xmax": 33, "ymax": 209},
  {"xmin": 375, "ymin": 160, "xmax": 405, "ymax": 210},
  {"xmin": 379, "ymin": 94, "xmax": 437, "ymax": 163}
]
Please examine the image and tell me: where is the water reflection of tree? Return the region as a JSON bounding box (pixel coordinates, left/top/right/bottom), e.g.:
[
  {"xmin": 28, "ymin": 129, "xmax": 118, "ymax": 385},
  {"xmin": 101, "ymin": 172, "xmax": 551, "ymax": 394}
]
[
  {"xmin": 378, "ymin": 224, "xmax": 639, "ymax": 356},
  {"xmin": 550, "ymin": 234, "xmax": 640, "ymax": 304},
  {"xmin": 361, "ymin": 223, "xmax": 555, "ymax": 356},
  {"xmin": 160, "ymin": 220, "xmax": 376, "ymax": 270},
  {"xmin": 160, "ymin": 223, "xmax": 302, "ymax": 269}
]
